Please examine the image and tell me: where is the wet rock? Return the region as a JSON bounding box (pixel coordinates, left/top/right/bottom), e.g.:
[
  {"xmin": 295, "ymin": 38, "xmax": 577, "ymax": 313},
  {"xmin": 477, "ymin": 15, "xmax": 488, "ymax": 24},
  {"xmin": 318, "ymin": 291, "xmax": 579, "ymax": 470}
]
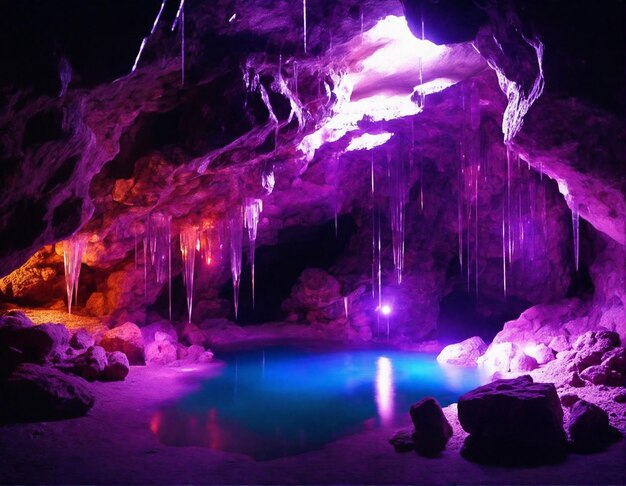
[
  {"xmin": 73, "ymin": 346, "xmax": 107, "ymax": 381},
  {"xmin": 409, "ymin": 397, "xmax": 453, "ymax": 456},
  {"xmin": 458, "ymin": 375, "xmax": 567, "ymax": 465},
  {"xmin": 510, "ymin": 353, "xmax": 538, "ymax": 372},
  {"xmin": 70, "ymin": 328, "xmax": 95, "ymax": 350},
  {"xmin": 1, "ymin": 363, "xmax": 94, "ymax": 421},
  {"xmin": 103, "ymin": 351, "xmax": 130, "ymax": 381},
  {"xmin": 436, "ymin": 336, "xmax": 487, "ymax": 367},
  {"xmin": 579, "ymin": 365, "xmax": 624, "ymax": 386},
  {"xmin": 388, "ymin": 429, "xmax": 415, "ymax": 452},
  {"xmin": 568, "ymin": 400, "xmax": 622, "ymax": 452},
  {"xmin": 100, "ymin": 322, "xmax": 144, "ymax": 365},
  {"xmin": 145, "ymin": 339, "xmax": 178, "ymax": 366}
]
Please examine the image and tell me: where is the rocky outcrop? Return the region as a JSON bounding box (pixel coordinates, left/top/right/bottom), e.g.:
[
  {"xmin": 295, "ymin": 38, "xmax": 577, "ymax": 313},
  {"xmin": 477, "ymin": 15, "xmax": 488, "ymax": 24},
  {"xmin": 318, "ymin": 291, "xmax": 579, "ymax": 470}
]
[
  {"xmin": 458, "ymin": 375, "xmax": 567, "ymax": 465},
  {"xmin": 0, "ymin": 363, "xmax": 94, "ymax": 421}
]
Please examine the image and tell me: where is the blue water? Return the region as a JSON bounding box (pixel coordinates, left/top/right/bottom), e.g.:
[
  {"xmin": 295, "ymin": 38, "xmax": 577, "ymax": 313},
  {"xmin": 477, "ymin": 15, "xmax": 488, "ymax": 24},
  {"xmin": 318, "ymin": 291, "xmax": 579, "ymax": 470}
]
[{"xmin": 152, "ymin": 345, "xmax": 485, "ymax": 460}]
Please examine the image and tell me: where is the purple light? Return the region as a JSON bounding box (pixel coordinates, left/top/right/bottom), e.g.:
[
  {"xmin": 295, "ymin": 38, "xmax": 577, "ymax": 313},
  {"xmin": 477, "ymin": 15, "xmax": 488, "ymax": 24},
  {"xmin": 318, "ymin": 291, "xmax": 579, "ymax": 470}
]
[{"xmin": 380, "ymin": 304, "xmax": 392, "ymax": 316}]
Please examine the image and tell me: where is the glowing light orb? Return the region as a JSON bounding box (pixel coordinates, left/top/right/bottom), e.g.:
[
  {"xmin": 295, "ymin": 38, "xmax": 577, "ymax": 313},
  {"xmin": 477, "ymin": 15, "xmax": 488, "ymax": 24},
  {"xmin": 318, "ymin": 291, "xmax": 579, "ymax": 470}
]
[{"xmin": 380, "ymin": 304, "xmax": 392, "ymax": 316}]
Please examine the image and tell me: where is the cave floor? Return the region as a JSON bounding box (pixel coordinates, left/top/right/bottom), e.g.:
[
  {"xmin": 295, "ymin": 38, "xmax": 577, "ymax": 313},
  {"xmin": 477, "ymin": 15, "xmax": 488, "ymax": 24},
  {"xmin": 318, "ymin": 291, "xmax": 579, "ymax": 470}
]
[{"xmin": 0, "ymin": 364, "xmax": 624, "ymax": 485}]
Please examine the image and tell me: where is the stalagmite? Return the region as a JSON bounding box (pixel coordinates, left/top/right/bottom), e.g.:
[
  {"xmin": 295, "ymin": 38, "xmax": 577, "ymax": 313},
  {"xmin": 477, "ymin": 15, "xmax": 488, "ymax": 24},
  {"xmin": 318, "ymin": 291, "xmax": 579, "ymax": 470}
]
[
  {"xmin": 180, "ymin": 225, "xmax": 198, "ymax": 324},
  {"xmin": 63, "ymin": 235, "xmax": 86, "ymax": 315},
  {"xmin": 244, "ymin": 198, "xmax": 263, "ymax": 308},
  {"xmin": 230, "ymin": 207, "xmax": 244, "ymax": 319}
]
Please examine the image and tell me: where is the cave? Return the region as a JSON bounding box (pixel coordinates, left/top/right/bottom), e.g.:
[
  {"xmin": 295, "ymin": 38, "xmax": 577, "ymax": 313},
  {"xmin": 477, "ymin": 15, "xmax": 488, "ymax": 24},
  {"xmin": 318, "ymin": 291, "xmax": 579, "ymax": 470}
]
[{"xmin": 0, "ymin": 0, "xmax": 624, "ymax": 484}]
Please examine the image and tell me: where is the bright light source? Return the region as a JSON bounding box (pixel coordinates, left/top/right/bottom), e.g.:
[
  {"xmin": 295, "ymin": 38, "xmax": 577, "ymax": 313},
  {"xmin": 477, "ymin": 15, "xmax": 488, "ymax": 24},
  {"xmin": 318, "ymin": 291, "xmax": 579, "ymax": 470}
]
[{"xmin": 380, "ymin": 304, "xmax": 392, "ymax": 316}]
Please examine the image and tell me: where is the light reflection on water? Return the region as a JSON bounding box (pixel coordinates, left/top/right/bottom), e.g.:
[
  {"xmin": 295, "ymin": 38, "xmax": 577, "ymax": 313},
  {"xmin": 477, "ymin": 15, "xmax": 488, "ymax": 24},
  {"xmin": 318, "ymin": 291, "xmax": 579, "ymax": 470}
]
[{"xmin": 151, "ymin": 346, "xmax": 485, "ymax": 460}]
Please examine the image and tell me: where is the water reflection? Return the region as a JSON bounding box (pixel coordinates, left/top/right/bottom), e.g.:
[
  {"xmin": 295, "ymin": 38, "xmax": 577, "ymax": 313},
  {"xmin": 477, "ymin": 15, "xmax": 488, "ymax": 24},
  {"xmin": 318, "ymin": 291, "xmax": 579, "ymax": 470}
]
[
  {"xmin": 375, "ymin": 356, "xmax": 394, "ymax": 426},
  {"xmin": 150, "ymin": 347, "xmax": 484, "ymax": 460}
]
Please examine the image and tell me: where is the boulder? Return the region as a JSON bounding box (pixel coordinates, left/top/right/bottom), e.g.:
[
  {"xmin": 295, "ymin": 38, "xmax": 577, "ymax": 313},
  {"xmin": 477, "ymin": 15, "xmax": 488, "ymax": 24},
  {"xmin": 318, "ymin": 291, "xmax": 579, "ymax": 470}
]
[
  {"xmin": 566, "ymin": 372, "xmax": 585, "ymax": 387},
  {"xmin": 549, "ymin": 335, "xmax": 571, "ymax": 353},
  {"xmin": 560, "ymin": 393, "xmax": 580, "ymax": 408},
  {"xmin": 601, "ymin": 347, "xmax": 626, "ymax": 374},
  {"xmin": 568, "ymin": 400, "xmax": 622, "ymax": 452},
  {"xmin": 141, "ymin": 320, "xmax": 177, "ymax": 344},
  {"xmin": 525, "ymin": 343, "xmax": 555, "ymax": 365},
  {"xmin": 145, "ymin": 339, "xmax": 178, "ymax": 366},
  {"xmin": 409, "ymin": 397, "xmax": 453, "ymax": 456},
  {"xmin": 100, "ymin": 322, "xmax": 144, "ymax": 365},
  {"xmin": 70, "ymin": 328, "xmax": 95, "ymax": 350},
  {"xmin": 388, "ymin": 429, "xmax": 415, "ymax": 452},
  {"xmin": 458, "ymin": 375, "xmax": 567, "ymax": 464},
  {"xmin": 0, "ymin": 310, "xmax": 34, "ymax": 329},
  {"xmin": 579, "ymin": 365, "xmax": 624, "ymax": 386},
  {"xmin": 436, "ymin": 336, "xmax": 487, "ymax": 367},
  {"xmin": 103, "ymin": 351, "xmax": 130, "ymax": 381},
  {"xmin": 510, "ymin": 353, "xmax": 538, "ymax": 372},
  {"xmin": 1, "ymin": 363, "xmax": 94, "ymax": 421},
  {"xmin": 73, "ymin": 346, "xmax": 108, "ymax": 381},
  {"xmin": 477, "ymin": 342, "xmax": 518, "ymax": 372},
  {"xmin": 0, "ymin": 321, "xmax": 69, "ymax": 364}
]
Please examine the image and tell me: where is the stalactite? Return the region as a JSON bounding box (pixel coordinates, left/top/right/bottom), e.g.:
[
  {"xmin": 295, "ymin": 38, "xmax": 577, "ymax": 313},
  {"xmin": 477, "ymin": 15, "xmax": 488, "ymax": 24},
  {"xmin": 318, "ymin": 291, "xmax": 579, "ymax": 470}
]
[
  {"xmin": 388, "ymin": 149, "xmax": 407, "ymax": 285},
  {"xmin": 572, "ymin": 205, "xmax": 580, "ymax": 271},
  {"xmin": 244, "ymin": 198, "xmax": 263, "ymax": 308},
  {"xmin": 63, "ymin": 235, "xmax": 85, "ymax": 315},
  {"xmin": 180, "ymin": 225, "xmax": 198, "ymax": 324},
  {"xmin": 229, "ymin": 207, "xmax": 244, "ymax": 319}
]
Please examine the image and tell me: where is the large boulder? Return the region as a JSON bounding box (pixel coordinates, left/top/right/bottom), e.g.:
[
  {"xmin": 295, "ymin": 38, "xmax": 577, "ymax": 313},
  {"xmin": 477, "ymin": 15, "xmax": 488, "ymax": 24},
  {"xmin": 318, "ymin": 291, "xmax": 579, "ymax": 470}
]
[
  {"xmin": 409, "ymin": 397, "xmax": 453, "ymax": 456},
  {"xmin": 510, "ymin": 353, "xmax": 538, "ymax": 372},
  {"xmin": 0, "ymin": 319, "xmax": 69, "ymax": 365},
  {"xmin": 144, "ymin": 339, "xmax": 178, "ymax": 366},
  {"xmin": 477, "ymin": 342, "xmax": 519, "ymax": 372},
  {"xmin": 73, "ymin": 346, "xmax": 108, "ymax": 381},
  {"xmin": 436, "ymin": 336, "xmax": 487, "ymax": 367},
  {"xmin": 568, "ymin": 400, "xmax": 622, "ymax": 452},
  {"xmin": 103, "ymin": 351, "xmax": 130, "ymax": 381},
  {"xmin": 100, "ymin": 322, "xmax": 144, "ymax": 364},
  {"xmin": 458, "ymin": 375, "xmax": 567, "ymax": 464},
  {"xmin": 1, "ymin": 363, "xmax": 94, "ymax": 421},
  {"xmin": 524, "ymin": 343, "xmax": 555, "ymax": 365}
]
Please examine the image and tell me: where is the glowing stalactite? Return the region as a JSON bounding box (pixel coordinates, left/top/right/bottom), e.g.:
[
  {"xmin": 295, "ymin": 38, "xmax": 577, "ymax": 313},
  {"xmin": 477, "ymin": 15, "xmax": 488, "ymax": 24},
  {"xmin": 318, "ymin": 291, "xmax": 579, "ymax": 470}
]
[
  {"xmin": 343, "ymin": 296, "xmax": 349, "ymax": 320},
  {"xmin": 375, "ymin": 356, "xmax": 395, "ymax": 426},
  {"xmin": 63, "ymin": 235, "xmax": 86, "ymax": 315},
  {"xmin": 417, "ymin": 7, "xmax": 426, "ymax": 109},
  {"xmin": 229, "ymin": 207, "xmax": 244, "ymax": 320},
  {"xmin": 180, "ymin": 225, "xmax": 198, "ymax": 324},
  {"xmin": 506, "ymin": 146, "xmax": 513, "ymax": 265},
  {"xmin": 168, "ymin": 223, "xmax": 172, "ymax": 321},
  {"xmin": 371, "ymin": 153, "xmax": 376, "ymax": 299},
  {"xmin": 388, "ymin": 150, "xmax": 407, "ymax": 285},
  {"xmin": 302, "ymin": 0, "xmax": 307, "ymax": 54},
  {"xmin": 572, "ymin": 206, "xmax": 580, "ymax": 271},
  {"xmin": 502, "ymin": 204, "xmax": 507, "ymax": 296},
  {"xmin": 143, "ymin": 237, "xmax": 148, "ymax": 301},
  {"xmin": 149, "ymin": 213, "xmax": 171, "ymax": 285},
  {"xmin": 131, "ymin": 0, "xmax": 167, "ymax": 73},
  {"xmin": 244, "ymin": 198, "xmax": 263, "ymax": 308}
]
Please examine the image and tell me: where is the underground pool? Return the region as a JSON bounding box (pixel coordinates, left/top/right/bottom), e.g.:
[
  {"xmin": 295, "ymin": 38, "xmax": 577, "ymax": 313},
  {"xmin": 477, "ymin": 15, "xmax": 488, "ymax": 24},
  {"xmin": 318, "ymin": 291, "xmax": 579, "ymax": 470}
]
[{"xmin": 150, "ymin": 346, "xmax": 487, "ymax": 460}]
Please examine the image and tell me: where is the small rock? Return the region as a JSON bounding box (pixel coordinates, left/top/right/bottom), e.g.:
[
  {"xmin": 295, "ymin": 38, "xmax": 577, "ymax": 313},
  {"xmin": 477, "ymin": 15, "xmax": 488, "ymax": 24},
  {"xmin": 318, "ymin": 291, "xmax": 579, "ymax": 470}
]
[
  {"xmin": 409, "ymin": 397, "xmax": 453, "ymax": 456},
  {"xmin": 103, "ymin": 351, "xmax": 130, "ymax": 381},
  {"xmin": 73, "ymin": 346, "xmax": 108, "ymax": 381},
  {"xmin": 560, "ymin": 393, "xmax": 580, "ymax": 408},
  {"xmin": 614, "ymin": 393, "xmax": 626, "ymax": 404},
  {"xmin": 145, "ymin": 339, "xmax": 178, "ymax": 366},
  {"xmin": 436, "ymin": 336, "xmax": 487, "ymax": 367},
  {"xmin": 70, "ymin": 328, "xmax": 95, "ymax": 350},
  {"xmin": 100, "ymin": 322, "xmax": 145, "ymax": 365},
  {"xmin": 389, "ymin": 430, "xmax": 415, "ymax": 452},
  {"xmin": 568, "ymin": 400, "xmax": 622, "ymax": 452},
  {"xmin": 1, "ymin": 363, "xmax": 94, "ymax": 421},
  {"xmin": 567, "ymin": 371, "xmax": 586, "ymax": 387}
]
